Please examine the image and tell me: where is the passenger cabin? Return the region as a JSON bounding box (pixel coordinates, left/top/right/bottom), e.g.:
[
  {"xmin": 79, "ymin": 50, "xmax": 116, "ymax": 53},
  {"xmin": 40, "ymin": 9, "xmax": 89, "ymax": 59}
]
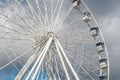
[
  {"xmin": 82, "ymin": 11, "xmax": 91, "ymax": 22},
  {"xmin": 90, "ymin": 27, "xmax": 99, "ymax": 37},
  {"xmin": 99, "ymin": 74, "xmax": 108, "ymax": 80},
  {"xmin": 72, "ymin": 0, "xmax": 81, "ymax": 9},
  {"xmin": 99, "ymin": 58, "xmax": 108, "ymax": 69},
  {"xmin": 96, "ymin": 42, "xmax": 104, "ymax": 53}
]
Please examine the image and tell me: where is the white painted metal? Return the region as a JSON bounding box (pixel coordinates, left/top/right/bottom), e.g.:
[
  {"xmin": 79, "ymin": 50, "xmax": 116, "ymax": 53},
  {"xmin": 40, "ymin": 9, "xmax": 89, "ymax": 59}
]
[
  {"xmin": 15, "ymin": 44, "xmax": 43, "ymax": 80},
  {"xmin": 54, "ymin": 39, "xmax": 71, "ymax": 80},
  {"xmin": 0, "ymin": 0, "xmax": 110, "ymax": 80},
  {"xmin": 55, "ymin": 38, "xmax": 80, "ymax": 80},
  {"xmin": 81, "ymin": 0, "xmax": 110, "ymax": 79},
  {"xmin": 26, "ymin": 37, "xmax": 53, "ymax": 80},
  {"xmin": 31, "ymin": 37, "xmax": 53, "ymax": 80}
]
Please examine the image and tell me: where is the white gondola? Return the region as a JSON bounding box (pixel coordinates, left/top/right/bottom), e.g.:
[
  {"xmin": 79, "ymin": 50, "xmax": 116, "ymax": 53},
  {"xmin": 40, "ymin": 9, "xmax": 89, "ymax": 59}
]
[
  {"xmin": 82, "ymin": 11, "xmax": 91, "ymax": 22},
  {"xmin": 72, "ymin": 0, "xmax": 81, "ymax": 9},
  {"xmin": 90, "ymin": 26, "xmax": 99, "ymax": 37},
  {"xmin": 99, "ymin": 58, "xmax": 108, "ymax": 69},
  {"xmin": 96, "ymin": 42, "xmax": 104, "ymax": 53},
  {"xmin": 99, "ymin": 74, "xmax": 108, "ymax": 80}
]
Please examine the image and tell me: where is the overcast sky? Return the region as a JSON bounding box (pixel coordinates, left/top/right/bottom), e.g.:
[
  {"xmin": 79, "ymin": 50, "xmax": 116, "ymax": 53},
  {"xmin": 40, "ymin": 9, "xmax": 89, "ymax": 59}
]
[
  {"xmin": 0, "ymin": 0, "xmax": 120, "ymax": 80},
  {"xmin": 84, "ymin": 0, "xmax": 120, "ymax": 80}
]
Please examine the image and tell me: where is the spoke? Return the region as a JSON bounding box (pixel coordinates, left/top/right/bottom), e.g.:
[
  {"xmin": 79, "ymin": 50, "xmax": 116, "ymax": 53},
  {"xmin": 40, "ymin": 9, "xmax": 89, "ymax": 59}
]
[
  {"xmin": 84, "ymin": 66, "xmax": 99, "ymax": 77},
  {"xmin": 50, "ymin": 0, "xmax": 53, "ymax": 27},
  {"xmin": 26, "ymin": 0, "xmax": 37, "ymax": 21},
  {"xmin": 0, "ymin": 13, "xmax": 31, "ymax": 34},
  {"xmin": 0, "ymin": 41, "xmax": 30, "ymax": 54},
  {"xmin": 0, "ymin": 37, "xmax": 32, "ymax": 41},
  {"xmin": 57, "ymin": 28, "xmax": 83, "ymax": 38},
  {"xmin": 35, "ymin": 0, "xmax": 45, "ymax": 24},
  {"xmin": 8, "ymin": 37, "xmax": 25, "ymax": 67},
  {"xmin": 0, "ymin": 31, "xmax": 32, "ymax": 37},
  {"xmin": 0, "ymin": 2, "xmax": 6, "ymax": 7},
  {"xmin": 54, "ymin": 4, "xmax": 74, "ymax": 31},
  {"xmin": 65, "ymin": 48, "xmax": 99, "ymax": 75},
  {"xmin": 12, "ymin": 12, "xmax": 36, "ymax": 35},
  {"xmin": 0, "ymin": 1, "xmax": 108, "ymax": 80},
  {"xmin": 0, "ymin": 24, "xmax": 33, "ymax": 38},
  {"xmin": 50, "ymin": 0, "xmax": 60, "ymax": 30},
  {"xmin": 15, "ymin": 0, "xmax": 36, "ymax": 22},
  {"xmin": 26, "ymin": 1, "xmax": 44, "ymax": 31},
  {"xmin": 45, "ymin": 54, "xmax": 51, "ymax": 79},
  {"xmin": 48, "ymin": 50, "xmax": 55, "ymax": 79},
  {"xmin": 53, "ymin": 0, "xmax": 64, "ymax": 30},
  {"xmin": 54, "ymin": 55, "xmax": 61, "ymax": 80},
  {"xmin": 49, "ymin": 50, "xmax": 54, "ymax": 79},
  {"xmin": 15, "ymin": 47, "xmax": 40, "ymax": 80},
  {"xmin": 1, "ymin": 39, "xmax": 20, "ymax": 71},
  {"xmin": 26, "ymin": 0, "xmax": 44, "ymax": 31},
  {"xmin": 6, "ymin": 4, "xmax": 38, "ymax": 36},
  {"xmin": 43, "ymin": 0, "xmax": 50, "ymax": 28},
  {"xmin": 55, "ymin": 15, "xmax": 82, "ymax": 33},
  {"xmin": 80, "ymin": 66, "xmax": 95, "ymax": 80},
  {"xmin": 0, "ymin": 48, "xmax": 33, "ymax": 71},
  {"xmin": 66, "ymin": 50, "xmax": 98, "ymax": 79}
]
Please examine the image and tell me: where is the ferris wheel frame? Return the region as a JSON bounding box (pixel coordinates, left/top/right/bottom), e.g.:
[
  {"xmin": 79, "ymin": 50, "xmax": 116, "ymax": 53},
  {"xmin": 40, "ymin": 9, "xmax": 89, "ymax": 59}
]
[{"xmin": 0, "ymin": 0, "xmax": 110, "ymax": 80}]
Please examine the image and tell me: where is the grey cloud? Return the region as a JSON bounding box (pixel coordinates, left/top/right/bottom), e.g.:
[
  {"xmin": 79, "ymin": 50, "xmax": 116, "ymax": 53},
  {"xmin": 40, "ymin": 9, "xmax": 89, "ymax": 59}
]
[
  {"xmin": 84, "ymin": 0, "xmax": 120, "ymax": 79},
  {"xmin": 0, "ymin": 0, "xmax": 120, "ymax": 79},
  {"xmin": 85, "ymin": 0, "xmax": 120, "ymax": 17},
  {"xmin": 98, "ymin": 4, "xmax": 120, "ymax": 80}
]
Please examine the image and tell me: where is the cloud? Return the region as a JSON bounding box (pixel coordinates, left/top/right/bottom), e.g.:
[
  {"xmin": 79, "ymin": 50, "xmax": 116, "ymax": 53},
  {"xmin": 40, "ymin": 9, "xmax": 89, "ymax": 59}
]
[
  {"xmin": 84, "ymin": 1, "xmax": 120, "ymax": 79},
  {"xmin": 0, "ymin": 0, "xmax": 120, "ymax": 80},
  {"xmin": 98, "ymin": 5, "xmax": 120, "ymax": 80}
]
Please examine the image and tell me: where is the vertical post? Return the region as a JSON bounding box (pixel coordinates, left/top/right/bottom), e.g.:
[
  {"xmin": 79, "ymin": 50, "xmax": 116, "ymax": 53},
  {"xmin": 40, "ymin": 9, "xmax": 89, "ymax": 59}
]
[
  {"xmin": 15, "ymin": 53, "xmax": 37, "ymax": 80},
  {"xmin": 26, "ymin": 38, "xmax": 53, "ymax": 80},
  {"xmin": 56, "ymin": 38, "xmax": 80, "ymax": 80},
  {"xmin": 54, "ymin": 39, "xmax": 71, "ymax": 80},
  {"xmin": 31, "ymin": 37, "xmax": 53, "ymax": 80}
]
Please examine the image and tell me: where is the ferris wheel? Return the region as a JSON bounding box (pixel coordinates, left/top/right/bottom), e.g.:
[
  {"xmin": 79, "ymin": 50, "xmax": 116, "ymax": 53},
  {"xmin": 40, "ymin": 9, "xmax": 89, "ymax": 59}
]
[{"xmin": 0, "ymin": 0, "xmax": 110, "ymax": 80}]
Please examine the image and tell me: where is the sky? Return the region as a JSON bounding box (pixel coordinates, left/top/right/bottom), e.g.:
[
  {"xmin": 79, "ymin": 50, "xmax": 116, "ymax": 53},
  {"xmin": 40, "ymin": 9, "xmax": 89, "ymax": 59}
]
[
  {"xmin": 84, "ymin": 0, "xmax": 120, "ymax": 80},
  {"xmin": 0, "ymin": 0, "xmax": 120, "ymax": 80}
]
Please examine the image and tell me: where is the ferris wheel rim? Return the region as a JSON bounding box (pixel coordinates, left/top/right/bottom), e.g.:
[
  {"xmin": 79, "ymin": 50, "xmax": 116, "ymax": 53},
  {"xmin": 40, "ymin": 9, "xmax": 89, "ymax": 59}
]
[{"xmin": 0, "ymin": 0, "xmax": 110, "ymax": 80}]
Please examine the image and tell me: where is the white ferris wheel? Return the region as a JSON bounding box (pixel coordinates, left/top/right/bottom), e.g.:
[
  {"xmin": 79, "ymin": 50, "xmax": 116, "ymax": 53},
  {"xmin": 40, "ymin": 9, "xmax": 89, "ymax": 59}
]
[{"xmin": 0, "ymin": 0, "xmax": 110, "ymax": 80}]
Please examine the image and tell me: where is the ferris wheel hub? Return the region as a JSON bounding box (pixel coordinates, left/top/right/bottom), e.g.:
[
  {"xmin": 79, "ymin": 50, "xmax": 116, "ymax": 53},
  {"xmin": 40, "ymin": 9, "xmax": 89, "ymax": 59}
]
[{"xmin": 47, "ymin": 32, "xmax": 55, "ymax": 38}]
